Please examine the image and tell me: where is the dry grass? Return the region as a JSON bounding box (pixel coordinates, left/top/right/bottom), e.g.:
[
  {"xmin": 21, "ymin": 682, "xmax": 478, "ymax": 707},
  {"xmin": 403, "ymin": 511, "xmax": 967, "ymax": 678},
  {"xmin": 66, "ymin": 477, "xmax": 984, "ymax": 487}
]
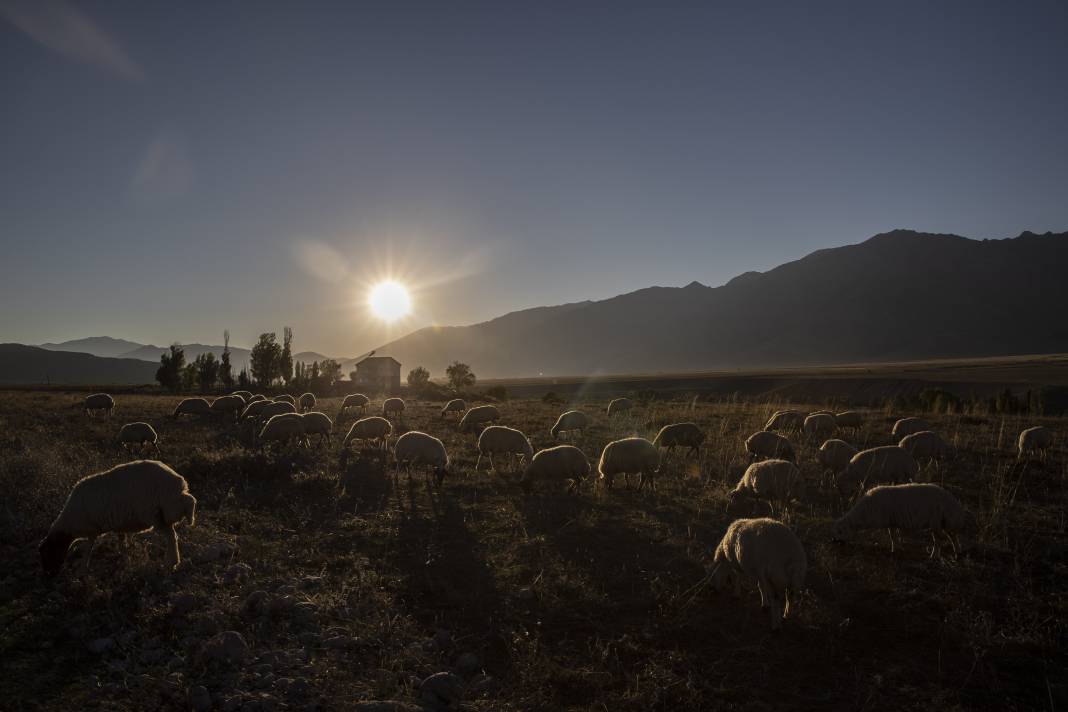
[{"xmin": 0, "ymin": 390, "xmax": 1065, "ymax": 710}]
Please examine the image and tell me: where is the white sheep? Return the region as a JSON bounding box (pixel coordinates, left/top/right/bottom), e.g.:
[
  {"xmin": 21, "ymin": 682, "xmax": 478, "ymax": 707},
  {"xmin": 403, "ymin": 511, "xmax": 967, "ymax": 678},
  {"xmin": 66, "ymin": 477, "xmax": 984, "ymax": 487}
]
[
  {"xmin": 1017, "ymin": 426, "xmax": 1053, "ymax": 459},
  {"xmin": 835, "ymin": 411, "xmax": 863, "ymax": 430},
  {"xmin": 298, "ymin": 392, "xmax": 316, "ymax": 412},
  {"xmin": 301, "ymin": 411, "xmax": 334, "ymax": 447},
  {"xmin": 239, "ymin": 399, "xmax": 271, "ymax": 421},
  {"xmin": 744, "ymin": 431, "xmax": 795, "ymax": 463},
  {"xmin": 383, "ymin": 397, "xmax": 405, "ymax": 419},
  {"xmin": 393, "ymin": 431, "xmax": 449, "ymax": 485},
  {"xmin": 832, "ymin": 483, "xmax": 968, "ymax": 556},
  {"xmin": 836, "ymin": 445, "xmax": 919, "ymax": 497},
  {"xmin": 476, "ymin": 425, "xmax": 533, "ymax": 472},
  {"xmin": 174, "ymin": 397, "xmax": 211, "ymax": 419},
  {"xmin": 210, "ymin": 394, "xmax": 245, "ymax": 421},
  {"xmin": 343, "ymin": 416, "xmax": 393, "ymax": 450},
  {"xmin": 258, "ymin": 413, "xmax": 307, "ymax": 449},
  {"xmin": 275, "ymin": 394, "xmax": 296, "ymax": 406},
  {"xmin": 607, "ymin": 398, "xmax": 633, "ymax": 417},
  {"xmin": 803, "ymin": 413, "xmax": 836, "ymax": 440},
  {"xmin": 652, "ymin": 422, "xmax": 705, "ymax": 458},
  {"xmin": 459, "ymin": 404, "xmax": 501, "ymax": 433},
  {"xmin": 764, "ymin": 410, "xmax": 804, "ymax": 432},
  {"xmin": 441, "ymin": 398, "xmax": 466, "ymax": 419},
  {"xmin": 709, "ymin": 517, "xmax": 807, "ymax": 630},
  {"xmin": 521, "ymin": 445, "xmax": 591, "ymax": 492},
  {"xmin": 891, "ymin": 417, "xmax": 930, "ymax": 438},
  {"xmin": 256, "ymin": 400, "xmax": 297, "ymax": 422},
  {"xmin": 817, "ymin": 439, "xmax": 858, "ymax": 474},
  {"xmin": 597, "ymin": 437, "xmax": 660, "ymax": 490},
  {"xmin": 38, "ymin": 460, "xmax": 196, "ymax": 576},
  {"xmin": 118, "ymin": 422, "xmax": 159, "ymax": 455},
  {"xmin": 230, "ymin": 390, "xmax": 253, "ymax": 402},
  {"xmin": 727, "ymin": 459, "xmax": 805, "ymax": 515},
  {"xmin": 551, "ymin": 410, "xmax": 590, "ymax": 440},
  {"xmin": 247, "ymin": 394, "xmax": 267, "ymax": 404},
  {"xmin": 83, "ymin": 393, "xmax": 114, "ymax": 418},
  {"xmin": 899, "ymin": 430, "xmax": 953, "ymax": 461},
  {"xmin": 339, "ymin": 393, "xmax": 371, "ymax": 419}
]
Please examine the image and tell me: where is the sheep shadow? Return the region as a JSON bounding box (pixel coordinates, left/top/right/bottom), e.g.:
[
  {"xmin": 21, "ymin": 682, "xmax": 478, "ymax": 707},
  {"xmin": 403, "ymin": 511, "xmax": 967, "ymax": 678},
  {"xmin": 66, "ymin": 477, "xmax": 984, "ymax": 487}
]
[{"xmin": 337, "ymin": 449, "xmax": 393, "ymax": 513}]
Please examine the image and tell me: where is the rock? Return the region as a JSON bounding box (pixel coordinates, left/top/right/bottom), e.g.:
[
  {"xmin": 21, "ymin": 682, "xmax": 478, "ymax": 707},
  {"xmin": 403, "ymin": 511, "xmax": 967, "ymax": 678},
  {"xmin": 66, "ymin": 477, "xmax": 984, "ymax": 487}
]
[
  {"xmin": 198, "ymin": 631, "xmax": 249, "ymax": 668},
  {"xmin": 189, "ymin": 685, "xmax": 212, "ymax": 712},
  {"xmin": 354, "ymin": 703, "xmax": 423, "ymax": 712},
  {"xmin": 419, "ymin": 672, "xmax": 464, "ymax": 709},
  {"xmin": 87, "ymin": 637, "xmax": 115, "ymax": 655},
  {"xmin": 223, "ymin": 563, "xmax": 253, "ymax": 585},
  {"xmin": 454, "ymin": 652, "xmax": 481, "ymax": 677},
  {"xmin": 242, "ymin": 590, "xmax": 270, "ymax": 616}
]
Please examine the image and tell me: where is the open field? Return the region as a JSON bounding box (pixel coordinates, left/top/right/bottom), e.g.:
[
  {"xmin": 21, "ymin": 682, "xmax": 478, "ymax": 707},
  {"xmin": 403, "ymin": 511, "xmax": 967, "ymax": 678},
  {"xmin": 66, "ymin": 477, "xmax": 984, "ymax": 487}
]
[{"xmin": 1, "ymin": 389, "xmax": 1066, "ymax": 710}]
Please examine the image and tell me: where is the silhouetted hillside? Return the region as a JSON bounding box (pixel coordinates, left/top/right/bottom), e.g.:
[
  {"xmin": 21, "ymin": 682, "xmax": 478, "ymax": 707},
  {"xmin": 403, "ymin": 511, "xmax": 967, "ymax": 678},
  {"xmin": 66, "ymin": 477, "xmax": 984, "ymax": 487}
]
[
  {"xmin": 117, "ymin": 343, "xmax": 253, "ymax": 372},
  {"xmin": 372, "ymin": 230, "xmax": 1068, "ymax": 378},
  {"xmin": 0, "ymin": 344, "xmax": 158, "ymax": 385},
  {"xmin": 39, "ymin": 336, "xmax": 145, "ymax": 359}
]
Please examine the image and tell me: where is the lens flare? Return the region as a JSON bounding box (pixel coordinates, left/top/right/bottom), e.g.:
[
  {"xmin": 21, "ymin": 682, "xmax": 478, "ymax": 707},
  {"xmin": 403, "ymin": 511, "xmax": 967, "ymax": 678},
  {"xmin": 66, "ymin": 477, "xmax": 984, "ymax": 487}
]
[{"xmin": 368, "ymin": 280, "xmax": 412, "ymax": 322}]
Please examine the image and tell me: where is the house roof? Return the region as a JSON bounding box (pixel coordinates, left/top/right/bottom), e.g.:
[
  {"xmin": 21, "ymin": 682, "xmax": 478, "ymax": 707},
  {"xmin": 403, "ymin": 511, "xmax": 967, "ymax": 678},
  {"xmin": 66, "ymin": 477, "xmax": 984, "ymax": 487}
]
[{"xmin": 356, "ymin": 355, "xmax": 401, "ymax": 367}]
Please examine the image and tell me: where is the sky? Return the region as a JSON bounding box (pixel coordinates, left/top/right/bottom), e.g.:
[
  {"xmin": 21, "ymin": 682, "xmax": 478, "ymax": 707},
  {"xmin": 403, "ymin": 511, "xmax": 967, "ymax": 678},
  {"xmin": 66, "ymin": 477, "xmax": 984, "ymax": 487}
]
[{"xmin": 2, "ymin": 0, "xmax": 1067, "ymax": 357}]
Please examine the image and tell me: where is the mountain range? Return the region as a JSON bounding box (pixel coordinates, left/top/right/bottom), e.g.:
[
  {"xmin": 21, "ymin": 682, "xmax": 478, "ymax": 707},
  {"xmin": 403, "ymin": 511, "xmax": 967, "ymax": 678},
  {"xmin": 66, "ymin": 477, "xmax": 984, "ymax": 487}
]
[{"xmin": 7, "ymin": 228, "xmax": 1067, "ymax": 384}]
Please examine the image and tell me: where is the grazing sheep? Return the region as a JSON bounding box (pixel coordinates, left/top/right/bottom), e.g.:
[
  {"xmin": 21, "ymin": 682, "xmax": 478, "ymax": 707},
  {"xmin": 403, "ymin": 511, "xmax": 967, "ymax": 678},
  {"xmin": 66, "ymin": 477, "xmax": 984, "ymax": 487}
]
[
  {"xmin": 342, "ymin": 416, "xmax": 393, "ymax": 450},
  {"xmin": 459, "ymin": 405, "xmax": 501, "ymax": 433},
  {"xmin": 118, "ymin": 422, "xmax": 159, "ymax": 454},
  {"xmin": 39, "ymin": 460, "xmax": 196, "ymax": 576},
  {"xmin": 258, "ymin": 413, "xmax": 307, "ymax": 449},
  {"xmin": 764, "ymin": 410, "xmax": 804, "ymax": 432},
  {"xmin": 727, "ymin": 459, "xmax": 805, "ymax": 514},
  {"xmin": 298, "ymin": 392, "xmax": 316, "ymax": 412},
  {"xmin": 257, "ymin": 400, "xmax": 297, "ymax": 422},
  {"xmin": 832, "ymin": 483, "xmax": 968, "ymax": 556},
  {"xmin": 383, "ymin": 397, "xmax": 405, "ymax": 419},
  {"xmin": 274, "ymin": 394, "xmax": 296, "ymax": 405},
  {"xmin": 210, "ymin": 395, "xmax": 245, "ymax": 421},
  {"xmin": 551, "ymin": 410, "xmax": 590, "ymax": 440},
  {"xmin": 835, "ymin": 411, "xmax": 863, "ymax": 430},
  {"xmin": 803, "ymin": 413, "xmax": 836, "ymax": 440},
  {"xmin": 899, "ymin": 431, "xmax": 954, "ymax": 461},
  {"xmin": 710, "ymin": 518, "xmax": 807, "ymax": 630},
  {"xmin": 84, "ymin": 393, "xmax": 114, "ymax": 418},
  {"xmin": 393, "ymin": 431, "xmax": 449, "ymax": 485},
  {"xmin": 301, "ymin": 411, "xmax": 334, "ymax": 447},
  {"xmin": 441, "ymin": 398, "xmax": 466, "ymax": 419},
  {"xmin": 476, "ymin": 425, "xmax": 533, "ymax": 472},
  {"xmin": 230, "ymin": 390, "xmax": 253, "ymax": 402},
  {"xmin": 891, "ymin": 417, "xmax": 930, "ymax": 438},
  {"xmin": 1017, "ymin": 426, "xmax": 1053, "ymax": 459},
  {"xmin": 817, "ymin": 439, "xmax": 858, "ymax": 474},
  {"xmin": 339, "ymin": 393, "xmax": 371, "ymax": 419},
  {"xmin": 521, "ymin": 445, "xmax": 591, "ymax": 492},
  {"xmin": 607, "ymin": 398, "xmax": 633, "ymax": 417},
  {"xmin": 174, "ymin": 397, "xmax": 211, "ymax": 419},
  {"xmin": 652, "ymin": 422, "xmax": 705, "ymax": 458},
  {"xmin": 836, "ymin": 446, "xmax": 919, "ymax": 497},
  {"xmin": 809, "ymin": 410, "xmax": 835, "ymax": 417},
  {"xmin": 239, "ymin": 399, "xmax": 272, "ymax": 421},
  {"xmin": 247, "ymin": 394, "xmax": 267, "ymax": 404},
  {"xmin": 598, "ymin": 437, "xmax": 660, "ymax": 490},
  {"xmin": 745, "ymin": 431, "xmax": 796, "ymax": 463}
]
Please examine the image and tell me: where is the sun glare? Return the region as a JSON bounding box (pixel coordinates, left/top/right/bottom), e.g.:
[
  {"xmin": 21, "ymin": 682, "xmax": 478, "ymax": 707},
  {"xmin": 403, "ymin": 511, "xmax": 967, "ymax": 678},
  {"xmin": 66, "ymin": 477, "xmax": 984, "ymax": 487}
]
[{"xmin": 368, "ymin": 280, "xmax": 412, "ymax": 322}]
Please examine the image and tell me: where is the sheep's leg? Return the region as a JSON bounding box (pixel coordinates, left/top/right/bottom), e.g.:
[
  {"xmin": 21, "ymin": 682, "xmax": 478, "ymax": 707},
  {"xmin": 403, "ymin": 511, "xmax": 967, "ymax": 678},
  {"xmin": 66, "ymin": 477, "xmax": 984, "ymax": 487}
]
[
  {"xmin": 756, "ymin": 574, "xmax": 772, "ymax": 609},
  {"xmin": 159, "ymin": 525, "xmax": 179, "ymax": 569},
  {"xmin": 81, "ymin": 536, "xmax": 97, "ymax": 574},
  {"xmin": 886, "ymin": 528, "xmax": 895, "ymax": 553},
  {"xmin": 475, "ymin": 453, "xmax": 483, "ymax": 471}
]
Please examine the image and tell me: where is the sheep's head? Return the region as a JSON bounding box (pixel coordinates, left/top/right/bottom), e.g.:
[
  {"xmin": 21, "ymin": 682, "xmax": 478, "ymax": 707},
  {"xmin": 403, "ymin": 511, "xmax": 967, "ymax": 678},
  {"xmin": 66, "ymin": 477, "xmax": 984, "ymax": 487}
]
[
  {"xmin": 830, "ymin": 518, "xmax": 853, "ymax": 543},
  {"xmin": 433, "ymin": 467, "xmax": 448, "ymax": 486},
  {"xmin": 39, "ymin": 532, "xmax": 74, "ymax": 577},
  {"xmin": 709, "ymin": 562, "xmax": 735, "ymax": 592}
]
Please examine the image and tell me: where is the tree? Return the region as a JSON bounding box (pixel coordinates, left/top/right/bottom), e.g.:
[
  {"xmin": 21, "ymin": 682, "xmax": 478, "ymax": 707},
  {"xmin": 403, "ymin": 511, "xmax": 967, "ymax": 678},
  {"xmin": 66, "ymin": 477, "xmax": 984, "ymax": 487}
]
[
  {"xmin": 280, "ymin": 326, "xmax": 294, "ymax": 385},
  {"xmin": 237, "ymin": 368, "xmax": 251, "ymax": 389},
  {"xmin": 318, "ymin": 359, "xmax": 342, "ymax": 388},
  {"xmin": 249, "ymin": 332, "xmax": 282, "ymax": 388},
  {"xmin": 195, "ymin": 352, "xmax": 219, "ymax": 392},
  {"xmin": 219, "ymin": 330, "xmax": 234, "ymax": 390},
  {"xmin": 446, "ymin": 361, "xmax": 475, "ymax": 390},
  {"xmin": 181, "ymin": 363, "xmax": 198, "ymax": 392},
  {"xmin": 156, "ymin": 344, "xmax": 185, "ymax": 392},
  {"xmin": 407, "ymin": 366, "xmax": 430, "ymax": 389}
]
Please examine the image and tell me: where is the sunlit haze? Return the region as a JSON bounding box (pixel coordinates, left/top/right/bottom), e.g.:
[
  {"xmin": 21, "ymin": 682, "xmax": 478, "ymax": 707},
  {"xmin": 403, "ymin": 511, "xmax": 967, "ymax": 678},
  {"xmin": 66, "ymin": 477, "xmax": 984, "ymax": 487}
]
[{"xmin": 368, "ymin": 281, "xmax": 412, "ymax": 323}]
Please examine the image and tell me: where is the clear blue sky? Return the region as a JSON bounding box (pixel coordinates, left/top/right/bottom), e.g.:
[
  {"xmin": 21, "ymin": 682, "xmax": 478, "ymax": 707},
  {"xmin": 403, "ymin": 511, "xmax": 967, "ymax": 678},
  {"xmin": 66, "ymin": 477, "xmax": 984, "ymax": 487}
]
[{"xmin": 2, "ymin": 0, "xmax": 1066, "ymax": 356}]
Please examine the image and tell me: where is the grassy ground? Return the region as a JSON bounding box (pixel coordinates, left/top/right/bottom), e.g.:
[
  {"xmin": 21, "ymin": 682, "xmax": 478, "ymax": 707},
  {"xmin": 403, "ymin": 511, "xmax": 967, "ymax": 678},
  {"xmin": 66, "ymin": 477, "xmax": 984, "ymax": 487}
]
[{"xmin": 0, "ymin": 390, "xmax": 1065, "ymax": 711}]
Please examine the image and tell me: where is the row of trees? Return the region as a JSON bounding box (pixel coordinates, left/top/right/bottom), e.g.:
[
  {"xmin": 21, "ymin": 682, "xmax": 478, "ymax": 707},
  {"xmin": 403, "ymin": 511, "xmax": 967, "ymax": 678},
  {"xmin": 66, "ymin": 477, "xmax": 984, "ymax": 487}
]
[
  {"xmin": 406, "ymin": 361, "xmax": 476, "ymax": 391},
  {"xmin": 156, "ymin": 331, "xmax": 242, "ymax": 393}
]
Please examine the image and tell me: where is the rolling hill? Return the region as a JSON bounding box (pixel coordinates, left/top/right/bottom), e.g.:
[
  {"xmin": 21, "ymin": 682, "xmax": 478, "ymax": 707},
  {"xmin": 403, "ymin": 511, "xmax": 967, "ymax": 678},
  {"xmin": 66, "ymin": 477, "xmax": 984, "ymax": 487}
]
[
  {"xmin": 0, "ymin": 344, "xmax": 159, "ymax": 385},
  {"xmin": 38, "ymin": 336, "xmax": 145, "ymax": 359}
]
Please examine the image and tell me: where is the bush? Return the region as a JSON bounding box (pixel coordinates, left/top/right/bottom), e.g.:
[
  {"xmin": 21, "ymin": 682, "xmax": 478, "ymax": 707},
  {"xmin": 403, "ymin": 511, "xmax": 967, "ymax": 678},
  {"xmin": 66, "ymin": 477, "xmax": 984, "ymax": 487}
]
[
  {"xmin": 484, "ymin": 385, "xmax": 508, "ymax": 401},
  {"xmin": 542, "ymin": 391, "xmax": 564, "ymax": 405}
]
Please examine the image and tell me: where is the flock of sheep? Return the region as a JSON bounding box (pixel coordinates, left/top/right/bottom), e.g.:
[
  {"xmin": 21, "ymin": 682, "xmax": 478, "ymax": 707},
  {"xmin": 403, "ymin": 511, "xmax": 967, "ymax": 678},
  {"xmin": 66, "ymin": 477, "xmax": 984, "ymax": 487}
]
[{"xmin": 51, "ymin": 392, "xmax": 1056, "ymax": 630}]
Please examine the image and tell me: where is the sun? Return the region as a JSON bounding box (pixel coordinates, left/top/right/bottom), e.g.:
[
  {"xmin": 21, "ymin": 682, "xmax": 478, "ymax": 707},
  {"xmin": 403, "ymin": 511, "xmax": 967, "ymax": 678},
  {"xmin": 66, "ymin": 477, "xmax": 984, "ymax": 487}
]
[{"xmin": 368, "ymin": 280, "xmax": 412, "ymax": 322}]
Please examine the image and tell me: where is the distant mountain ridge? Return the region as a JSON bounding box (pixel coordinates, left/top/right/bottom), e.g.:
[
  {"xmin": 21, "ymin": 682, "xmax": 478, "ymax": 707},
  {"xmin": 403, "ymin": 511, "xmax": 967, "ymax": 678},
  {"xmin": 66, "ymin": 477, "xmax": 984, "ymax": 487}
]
[{"xmin": 0, "ymin": 344, "xmax": 158, "ymax": 385}]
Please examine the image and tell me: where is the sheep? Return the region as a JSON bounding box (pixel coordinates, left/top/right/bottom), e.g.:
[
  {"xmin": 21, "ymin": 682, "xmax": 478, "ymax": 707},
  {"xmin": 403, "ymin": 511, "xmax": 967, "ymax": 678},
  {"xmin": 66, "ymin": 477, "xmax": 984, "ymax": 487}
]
[
  {"xmin": 597, "ymin": 437, "xmax": 660, "ymax": 490},
  {"xmin": 551, "ymin": 410, "xmax": 590, "ymax": 440},
  {"xmin": 441, "ymin": 398, "xmax": 466, "ymax": 419},
  {"xmin": 607, "ymin": 398, "xmax": 633, "ymax": 417},
  {"xmin": 476, "ymin": 425, "xmax": 533, "ymax": 472},
  {"xmin": 521, "ymin": 445, "xmax": 591, "ymax": 492},
  {"xmin": 275, "ymin": 394, "xmax": 296, "ymax": 406},
  {"xmin": 836, "ymin": 446, "xmax": 919, "ymax": 497},
  {"xmin": 744, "ymin": 431, "xmax": 796, "ymax": 463},
  {"xmin": 247, "ymin": 394, "xmax": 267, "ymax": 404},
  {"xmin": 1017, "ymin": 426, "xmax": 1053, "ymax": 459},
  {"xmin": 459, "ymin": 404, "xmax": 500, "ymax": 433},
  {"xmin": 256, "ymin": 400, "xmax": 297, "ymax": 422},
  {"xmin": 383, "ymin": 397, "xmax": 406, "ymax": 419},
  {"xmin": 209, "ymin": 394, "xmax": 245, "ymax": 422},
  {"xmin": 393, "ymin": 431, "xmax": 449, "ymax": 485},
  {"xmin": 301, "ymin": 411, "xmax": 333, "ymax": 447},
  {"xmin": 817, "ymin": 439, "xmax": 858, "ymax": 475},
  {"xmin": 339, "ymin": 393, "xmax": 371, "ymax": 419},
  {"xmin": 899, "ymin": 431, "xmax": 954, "ymax": 461},
  {"xmin": 764, "ymin": 410, "xmax": 804, "ymax": 432},
  {"xmin": 342, "ymin": 416, "xmax": 393, "ymax": 450},
  {"xmin": 38, "ymin": 460, "xmax": 196, "ymax": 576},
  {"xmin": 891, "ymin": 417, "xmax": 930, "ymax": 438},
  {"xmin": 652, "ymin": 422, "xmax": 705, "ymax": 458},
  {"xmin": 239, "ymin": 399, "xmax": 271, "ymax": 421},
  {"xmin": 118, "ymin": 422, "xmax": 159, "ymax": 455},
  {"xmin": 230, "ymin": 390, "xmax": 253, "ymax": 402},
  {"xmin": 832, "ymin": 483, "xmax": 968, "ymax": 556},
  {"xmin": 173, "ymin": 397, "xmax": 211, "ymax": 419},
  {"xmin": 298, "ymin": 392, "xmax": 316, "ymax": 413},
  {"xmin": 803, "ymin": 413, "xmax": 836, "ymax": 440},
  {"xmin": 709, "ymin": 518, "xmax": 807, "ymax": 630},
  {"xmin": 727, "ymin": 459, "xmax": 805, "ymax": 515},
  {"xmin": 84, "ymin": 393, "xmax": 114, "ymax": 418},
  {"xmin": 835, "ymin": 411, "xmax": 863, "ymax": 430},
  {"xmin": 258, "ymin": 413, "xmax": 307, "ymax": 449}
]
